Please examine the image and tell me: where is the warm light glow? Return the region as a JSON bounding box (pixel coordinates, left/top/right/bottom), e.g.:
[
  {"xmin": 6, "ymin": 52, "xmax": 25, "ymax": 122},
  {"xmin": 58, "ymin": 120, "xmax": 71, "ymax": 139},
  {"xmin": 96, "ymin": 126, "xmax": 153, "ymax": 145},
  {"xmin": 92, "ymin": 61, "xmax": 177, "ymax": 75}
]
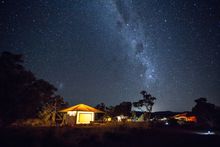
[
  {"xmin": 186, "ymin": 116, "xmax": 197, "ymax": 122},
  {"xmin": 116, "ymin": 115, "xmax": 127, "ymax": 122},
  {"xmin": 79, "ymin": 113, "xmax": 92, "ymax": 122},
  {"xmin": 67, "ymin": 111, "xmax": 77, "ymax": 116},
  {"xmin": 76, "ymin": 111, "xmax": 94, "ymax": 124},
  {"xmin": 117, "ymin": 116, "xmax": 122, "ymax": 122},
  {"xmin": 160, "ymin": 117, "xmax": 168, "ymax": 121},
  {"xmin": 174, "ymin": 113, "xmax": 197, "ymax": 122}
]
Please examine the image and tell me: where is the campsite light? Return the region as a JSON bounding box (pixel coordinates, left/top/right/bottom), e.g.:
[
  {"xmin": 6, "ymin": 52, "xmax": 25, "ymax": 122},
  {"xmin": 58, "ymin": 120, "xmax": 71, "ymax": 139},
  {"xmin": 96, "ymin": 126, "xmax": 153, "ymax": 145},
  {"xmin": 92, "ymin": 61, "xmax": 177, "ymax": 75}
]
[
  {"xmin": 160, "ymin": 117, "xmax": 167, "ymax": 121},
  {"xmin": 206, "ymin": 130, "xmax": 215, "ymax": 135},
  {"xmin": 67, "ymin": 111, "xmax": 77, "ymax": 116},
  {"xmin": 194, "ymin": 130, "xmax": 216, "ymax": 135},
  {"xmin": 117, "ymin": 116, "xmax": 122, "ymax": 122},
  {"xmin": 107, "ymin": 117, "xmax": 112, "ymax": 121},
  {"xmin": 116, "ymin": 115, "xmax": 127, "ymax": 122}
]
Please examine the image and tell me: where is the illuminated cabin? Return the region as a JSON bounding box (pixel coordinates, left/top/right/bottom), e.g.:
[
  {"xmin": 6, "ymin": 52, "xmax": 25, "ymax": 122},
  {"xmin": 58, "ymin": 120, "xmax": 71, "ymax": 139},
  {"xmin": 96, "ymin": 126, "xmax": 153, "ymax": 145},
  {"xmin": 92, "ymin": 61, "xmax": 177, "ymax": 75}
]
[{"xmin": 59, "ymin": 104, "xmax": 103, "ymax": 124}]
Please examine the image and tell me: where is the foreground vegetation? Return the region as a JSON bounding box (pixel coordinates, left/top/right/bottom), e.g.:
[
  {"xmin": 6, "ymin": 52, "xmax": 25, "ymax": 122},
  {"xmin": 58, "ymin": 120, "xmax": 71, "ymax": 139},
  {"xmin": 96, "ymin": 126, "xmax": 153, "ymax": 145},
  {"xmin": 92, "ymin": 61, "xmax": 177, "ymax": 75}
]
[{"xmin": 1, "ymin": 124, "xmax": 219, "ymax": 147}]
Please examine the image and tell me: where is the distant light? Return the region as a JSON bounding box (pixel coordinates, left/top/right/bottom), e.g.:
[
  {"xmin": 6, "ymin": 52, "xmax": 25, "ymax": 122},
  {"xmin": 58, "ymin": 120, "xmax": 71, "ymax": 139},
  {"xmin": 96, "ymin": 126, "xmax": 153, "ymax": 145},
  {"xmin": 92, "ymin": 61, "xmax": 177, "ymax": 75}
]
[
  {"xmin": 206, "ymin": 130, "xmax": 215, "ymax": 135},
  {"xmin": 107, "ymin": 117, "xmax": 111, "ymax": 121},
  {"xmin": 165, "ymin": 122, "xmax": 169, "ymax": 125},
  {"xmin": 117, "ymin": 116, "xmax": 122, "ymax": 122},
  {"xmin": 194, "ymin": 130, "xmax": 215, "ymax": 135},
  {"xmin": 160, "ymin": 117, "xmax": 167, "ymax": 121},
  {"xmin": 116, "ymin": 115, "xmax": 127, "ymax": 122}
]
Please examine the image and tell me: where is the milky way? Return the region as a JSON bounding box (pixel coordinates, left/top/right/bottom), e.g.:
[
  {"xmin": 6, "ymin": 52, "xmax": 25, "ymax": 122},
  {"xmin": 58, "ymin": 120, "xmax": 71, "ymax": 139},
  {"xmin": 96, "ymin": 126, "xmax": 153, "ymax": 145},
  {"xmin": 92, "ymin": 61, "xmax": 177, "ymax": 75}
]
[
  {"xmin": 109, "ymin": 0, "xmax": 157, "ymax": 85},
  {"xmin": 1, "ymin": 0, "xmax": 220, "ymax": 111}
]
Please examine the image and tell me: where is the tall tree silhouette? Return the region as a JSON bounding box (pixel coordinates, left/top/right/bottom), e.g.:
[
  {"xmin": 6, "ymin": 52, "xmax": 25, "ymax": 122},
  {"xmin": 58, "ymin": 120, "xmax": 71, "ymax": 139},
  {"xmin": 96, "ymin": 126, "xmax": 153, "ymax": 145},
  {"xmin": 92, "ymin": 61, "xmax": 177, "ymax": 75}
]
[
  {"xmin": 133, "ymin": 91, "xmax": 156, "ymax": 121},
  {"xmin": 0, "ymin": 51, "xmax": 66, "ymax": 125}
]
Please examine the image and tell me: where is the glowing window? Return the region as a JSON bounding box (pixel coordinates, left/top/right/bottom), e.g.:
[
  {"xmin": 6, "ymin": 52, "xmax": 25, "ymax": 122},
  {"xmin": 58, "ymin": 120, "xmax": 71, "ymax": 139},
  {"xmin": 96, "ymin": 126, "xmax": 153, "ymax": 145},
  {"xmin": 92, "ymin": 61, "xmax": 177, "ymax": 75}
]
[{"xmin": 79, "ymin": 113, "xmax": 92, "ymax": 123}]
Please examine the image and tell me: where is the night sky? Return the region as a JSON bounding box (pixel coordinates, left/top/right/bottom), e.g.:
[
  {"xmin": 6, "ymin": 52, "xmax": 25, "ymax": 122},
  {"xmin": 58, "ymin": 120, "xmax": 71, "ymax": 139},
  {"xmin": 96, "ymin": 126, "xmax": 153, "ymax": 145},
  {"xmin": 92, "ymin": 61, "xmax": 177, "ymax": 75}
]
[{"xmin": 1, "ymin": 0, "xmax": 220, "ymax": 111}]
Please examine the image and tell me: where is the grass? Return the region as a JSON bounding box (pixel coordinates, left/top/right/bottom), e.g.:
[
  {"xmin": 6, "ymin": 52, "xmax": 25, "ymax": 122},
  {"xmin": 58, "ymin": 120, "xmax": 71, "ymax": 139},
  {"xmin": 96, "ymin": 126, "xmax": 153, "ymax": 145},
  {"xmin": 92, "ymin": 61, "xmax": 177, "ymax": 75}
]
[{"xmin": 0, "ymin": 123, "xmax": 219, "ymax": 147}]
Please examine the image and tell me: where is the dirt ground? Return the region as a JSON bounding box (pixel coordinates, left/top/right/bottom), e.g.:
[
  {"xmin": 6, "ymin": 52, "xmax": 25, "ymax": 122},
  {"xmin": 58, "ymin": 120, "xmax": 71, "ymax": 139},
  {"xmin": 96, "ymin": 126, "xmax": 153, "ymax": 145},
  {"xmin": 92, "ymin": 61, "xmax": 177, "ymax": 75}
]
[{"xmin": 0, "ymin": 124, "xmax": 219, "ymax": 147}]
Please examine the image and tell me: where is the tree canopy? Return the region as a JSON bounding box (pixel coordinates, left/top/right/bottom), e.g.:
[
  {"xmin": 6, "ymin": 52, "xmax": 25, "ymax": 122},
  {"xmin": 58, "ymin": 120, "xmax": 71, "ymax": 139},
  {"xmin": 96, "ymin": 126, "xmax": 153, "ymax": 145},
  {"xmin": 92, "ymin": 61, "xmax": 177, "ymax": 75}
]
[
  {"xmin": 0, "ymin": 51, "xmax": 67, "ymax": 125},
  {"xmin": 114, "ymin": 101, "xmax": 132, "ymax": 117},
  {"xmin": 133, "ymin": 91, "xmax": 156, "ymax": 121},
  {"xmin": 192, "ymin": 97, "xmax": 217, "ymax": 128}
]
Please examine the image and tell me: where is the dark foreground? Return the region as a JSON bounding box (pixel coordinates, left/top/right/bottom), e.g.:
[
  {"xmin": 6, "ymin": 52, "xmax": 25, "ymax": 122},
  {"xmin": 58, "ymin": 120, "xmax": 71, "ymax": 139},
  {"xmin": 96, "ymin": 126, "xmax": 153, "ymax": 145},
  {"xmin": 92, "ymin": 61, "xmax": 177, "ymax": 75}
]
[{"xmin": 0, "ymin": 126, "xmax": 219, "ymax": 147}]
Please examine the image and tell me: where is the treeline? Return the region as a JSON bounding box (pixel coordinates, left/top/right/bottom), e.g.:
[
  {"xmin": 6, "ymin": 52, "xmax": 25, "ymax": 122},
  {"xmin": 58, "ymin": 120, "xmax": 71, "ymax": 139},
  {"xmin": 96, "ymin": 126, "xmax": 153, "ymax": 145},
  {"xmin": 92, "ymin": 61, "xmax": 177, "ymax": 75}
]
[
  {"xmin": 95, "ymin": 91, "xmax": 156, "ymax": 121},
  {"xmin": 96, "ymin": 97, "xmax": 220, "ymax": 129}
]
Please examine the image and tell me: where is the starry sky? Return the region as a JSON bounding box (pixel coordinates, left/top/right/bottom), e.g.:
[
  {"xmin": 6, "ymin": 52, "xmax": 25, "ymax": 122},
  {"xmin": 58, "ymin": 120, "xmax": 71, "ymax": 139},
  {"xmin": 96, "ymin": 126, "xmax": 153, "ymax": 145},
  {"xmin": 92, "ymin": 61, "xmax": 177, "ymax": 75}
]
[{"xmin": 1, "ymin": 0, "xmax": 220, "ymax": 111}]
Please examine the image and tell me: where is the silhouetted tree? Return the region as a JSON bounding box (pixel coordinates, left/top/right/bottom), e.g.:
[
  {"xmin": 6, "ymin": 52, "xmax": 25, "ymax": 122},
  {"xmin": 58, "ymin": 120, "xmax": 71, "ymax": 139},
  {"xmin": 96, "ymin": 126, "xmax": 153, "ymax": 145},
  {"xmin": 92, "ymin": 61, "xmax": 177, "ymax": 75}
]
[
  {"xmin": 38, "ymin": 95, "xmax": 68, "ymax": 126},
  {"xmin": 0, "ymin": 51, "xmax": 67, "ymax": 125},
  {"xmin": 95, "ymin": 102, "xmax": 106, "ymax": 112},
  {"xmin": 114, "ymin": 101, "xmax": 132, "ymax": 116},
  {"xmin": 192, "ymin": 97, "xmax": 216, "ymax": 128},
  {"xmin": 195, "ymin": 97, "xmax": 207, "ymax": 103},
  {"xmin": 105, "ymin": 106, "xmax": 115, "ymax": 117},
  {"xmin": 94, "ymin": 103, "xmax": 106, "ymax": 121},
  {"xmin": 133, "ymin": 91, "xmax": 156, "ymax": 121}
]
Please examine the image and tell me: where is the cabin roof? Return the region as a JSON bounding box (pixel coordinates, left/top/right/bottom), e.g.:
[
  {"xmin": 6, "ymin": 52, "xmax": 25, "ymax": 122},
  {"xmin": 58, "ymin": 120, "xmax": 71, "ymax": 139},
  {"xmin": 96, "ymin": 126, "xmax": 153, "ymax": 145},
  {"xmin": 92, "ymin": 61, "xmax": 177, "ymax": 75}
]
[{"xmin": 59, "ymin": 103, "xmax": 104, "ymax": 113}]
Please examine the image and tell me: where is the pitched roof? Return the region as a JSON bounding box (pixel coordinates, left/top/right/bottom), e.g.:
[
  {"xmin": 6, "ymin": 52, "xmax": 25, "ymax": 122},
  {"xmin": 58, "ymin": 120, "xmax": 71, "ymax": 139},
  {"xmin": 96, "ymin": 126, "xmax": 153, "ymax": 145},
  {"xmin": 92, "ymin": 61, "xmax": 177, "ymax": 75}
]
[{"xmin": 59, "ymin": 103, "xmax": 104, "ymax": 113}]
